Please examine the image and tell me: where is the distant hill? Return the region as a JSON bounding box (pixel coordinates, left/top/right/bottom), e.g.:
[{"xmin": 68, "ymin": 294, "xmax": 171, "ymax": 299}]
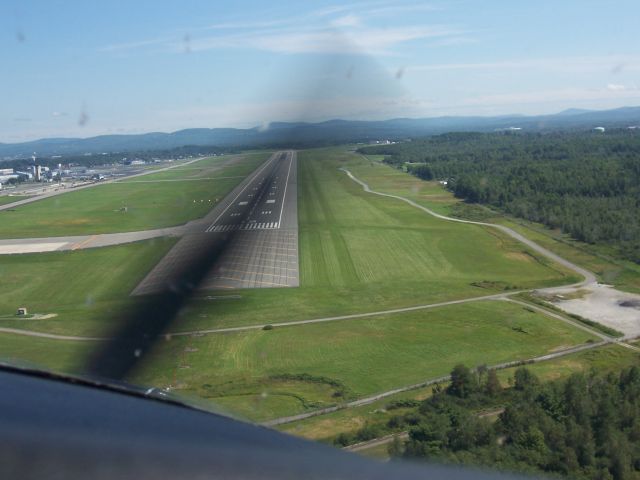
[{"xmin": 2, "ymin": 106, "xmax": 639, "ymax": 158}]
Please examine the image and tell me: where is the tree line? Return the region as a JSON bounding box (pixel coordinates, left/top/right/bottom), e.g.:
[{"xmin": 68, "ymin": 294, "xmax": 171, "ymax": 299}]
[
  {"xmin": 359, "ymin": 130, "xmax": 640, "ymax": 263},
  {"xmin": 389, "ymin": 364, "xmax": 640, "ymax": 480}
]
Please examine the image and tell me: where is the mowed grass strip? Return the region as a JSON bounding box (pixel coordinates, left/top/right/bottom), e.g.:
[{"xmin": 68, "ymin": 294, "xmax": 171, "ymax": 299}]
[
  {"xmin": 0, "ymin": 153, "xmax": 271, "ymax": 238},
  {"xmin": 133, "ymin": 300, "xmax": 596, "ymax": 422}
]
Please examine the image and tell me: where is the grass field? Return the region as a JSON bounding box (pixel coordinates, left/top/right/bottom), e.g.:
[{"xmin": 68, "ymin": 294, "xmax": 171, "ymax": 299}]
[
  {"xmin": 0, "ymin": 152, "xmax": 269, "ymax": 238},
  {"xmin": 0, "ymin": 147, "xmax": 579, "ymax": 336},
  {"xmin": 0, "ymin": 238, "xmax": 176, "ymax": 336},
  {"xmin": 0, "ymin": 195, "xmax": 28, "ymax": 206},
  {"xmin": 278, "ymin": 343, "xmax": 640, "ymax": 443},
  {"xmin": 0, "ymin": 145, "xmax": 613, "ymax": 428},
  {"xmin": 358, "ymin": 152, "xmax": 640, "ymax": 293},
  {"xmin": 146, "ymin": 146, "xmax": 579, "ymax": 334},
  {"xmin": 0, "ymin": 333, "xmax": 92, "ymax": 373},
  {"xmin": 123, "ymin": 153, "xmax": 269, "ymax": 182},
  {"xmin": 132, "ymin": 299, "xmax": 596, "ymax": 422}
]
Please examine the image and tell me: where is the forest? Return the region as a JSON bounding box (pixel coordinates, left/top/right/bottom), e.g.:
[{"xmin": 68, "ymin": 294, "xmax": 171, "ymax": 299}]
[
  {"xmin": 387, "ymin": 365, "xmax": 640, "ymax": 480},
  {"xmin": 359, "ymin": 130, "xmax": 640, "ymax": 263}
]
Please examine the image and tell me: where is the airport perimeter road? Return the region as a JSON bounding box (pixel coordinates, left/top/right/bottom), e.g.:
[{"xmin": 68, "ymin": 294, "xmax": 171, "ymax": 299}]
[{"xmin": 133, "ymin": 151, "xmax": 299, "ymax": 294}]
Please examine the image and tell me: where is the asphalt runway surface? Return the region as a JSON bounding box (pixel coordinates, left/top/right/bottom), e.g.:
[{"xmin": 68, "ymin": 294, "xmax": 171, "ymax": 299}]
[{"xmin": 133, "ymin": 151, "xmax": 299, "ymax": 294}]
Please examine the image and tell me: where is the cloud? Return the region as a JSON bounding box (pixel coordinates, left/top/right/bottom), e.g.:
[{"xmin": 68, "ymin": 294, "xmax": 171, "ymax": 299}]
[
  {"xmin": 408, "ymin": 55, "xmax": 640, "ymax": 73},
  {"xmin": 330, "ymin": 14, "xmax": 361, "ymax": 28},
  {"xmin": 607, "ymin": 83, "xmax": 626, "ymax": 91},
  {"xmin": 100, "ymin": 3, "xmax": 463, "ymax": 57},
  {"xmin": 366, "ymin": 4, "xmax": 441, "ymax": 16},
  {"xmin": 100, "ymin": 37, "xmax": 172, "ymax": 53},
  {"xmin": 183, "ymin": 25, "xmax": 463, "ymax": 56}
]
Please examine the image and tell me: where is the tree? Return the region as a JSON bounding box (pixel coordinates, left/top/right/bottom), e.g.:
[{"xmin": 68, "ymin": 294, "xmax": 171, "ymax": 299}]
[
  {"xmin": 514, "ymin": 367, "xmax": 539, "ymax": 392},
  {"xmin": 485, "ymin": 369, "xmax": 502, "ymax": 397},
  {"xmin": 447, "ymin": 364, "xmax": 477, "ymax": 398}
]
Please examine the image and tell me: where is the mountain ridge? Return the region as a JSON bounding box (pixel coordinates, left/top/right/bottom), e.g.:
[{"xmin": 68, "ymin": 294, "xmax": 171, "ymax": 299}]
[{"xmin": 2, "ymin": 106, "xmax": 639, "ymax": 158}]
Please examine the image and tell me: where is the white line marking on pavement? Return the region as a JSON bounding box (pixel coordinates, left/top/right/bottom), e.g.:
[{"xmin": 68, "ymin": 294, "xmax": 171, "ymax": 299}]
[
  {"xmin": 277, "ymin": 152, "xmax": 293, "ymax": 228},
  {"xmin": 204, "ymin": 153, "xmax": 279, "ymax": 231}
]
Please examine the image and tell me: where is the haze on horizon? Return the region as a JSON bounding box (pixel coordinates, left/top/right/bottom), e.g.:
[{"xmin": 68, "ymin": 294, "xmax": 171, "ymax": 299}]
[{"xmin": 2, "ymin": 0, "xmax": 640, "ymax": 142}]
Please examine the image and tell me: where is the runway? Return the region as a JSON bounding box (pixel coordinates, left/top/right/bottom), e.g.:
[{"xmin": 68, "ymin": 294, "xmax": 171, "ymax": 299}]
[{"xmin": 133, "ymin": 151, "xmax": 299, "ymax": 294}]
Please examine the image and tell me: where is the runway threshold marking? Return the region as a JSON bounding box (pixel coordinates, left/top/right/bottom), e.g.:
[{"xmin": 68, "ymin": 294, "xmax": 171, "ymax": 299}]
[{"xmin": 204, "ymin": 153, "xmax": 280, "ymax": 232}]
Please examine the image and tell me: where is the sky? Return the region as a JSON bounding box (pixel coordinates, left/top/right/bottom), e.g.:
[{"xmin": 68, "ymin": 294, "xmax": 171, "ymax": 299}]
[{"xmin": 1, "ymin": 0, "xmax": 640, "ymax": 142}]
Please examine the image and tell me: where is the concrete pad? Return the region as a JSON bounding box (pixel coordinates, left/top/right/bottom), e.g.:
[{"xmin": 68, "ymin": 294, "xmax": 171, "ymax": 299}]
[{"xmin": 537, "ymin": 283, "xmax": 640, "ymax": 339}]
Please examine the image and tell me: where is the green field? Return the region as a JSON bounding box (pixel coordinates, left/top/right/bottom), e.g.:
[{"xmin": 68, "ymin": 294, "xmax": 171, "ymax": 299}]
[
  {"xmin": 0, "ymin": 152, "xmax": 269, "ymax": 238},
  {"xmin": 358, "ymin": 152, "xmax": 640, "ymax": 293},
  {"xmin": 132, "ymin": 300, "xmax": 596, "ymax": 422},
  {"xmin": 0, "ymin": 195, "xmax": 28, "ymax": 206},
  {"xmin": 279, "ymin": 343, "xmax": 640, "ymax": 442},
  {"xmin": 0, "ymin": 147, "xmax": 579, "ymax": 338},
  {"xmin": 0, "ymin": 145, "xmax": 609, "ymax": 428},
  {"xmin": 0, "ymin": 238, "xmax": 176, "ymax": 336},
  {"xmin": 140, "ymin": 146, "xmax": 579, "ymax": 334},
  {"xmin": 0, "ymin": 333, "xmax": 93, "ymax": 373},
  {"xmin": 123, "ymin": 153, "xmax": 269, "ymax": 182}
]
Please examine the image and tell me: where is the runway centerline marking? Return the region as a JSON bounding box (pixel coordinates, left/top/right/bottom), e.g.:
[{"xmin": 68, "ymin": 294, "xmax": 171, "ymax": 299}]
[{"xmin": 205, "ymin": 153, "xmax": 279, "ymax": 230}]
